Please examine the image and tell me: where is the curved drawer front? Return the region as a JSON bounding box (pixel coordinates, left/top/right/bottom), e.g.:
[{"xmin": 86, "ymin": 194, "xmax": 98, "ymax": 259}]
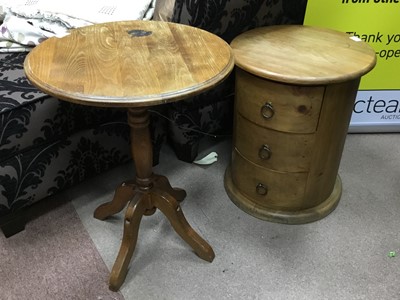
[
  {"xmin": 231, "ymin": 150, "xmax": 308, "ymax": 210},
  {"xmin": 235, "ymin": 113, "xmax": 315, "ymax": 172},
  {"xmin": 235, "ymin": 68, "xmax": 324, "ymax": 133}
]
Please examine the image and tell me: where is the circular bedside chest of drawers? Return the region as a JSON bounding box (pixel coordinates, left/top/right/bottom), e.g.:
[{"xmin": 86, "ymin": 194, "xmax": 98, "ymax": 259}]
[{"xmin": 224, "ymin": 25, "xmax": 376, "ymax": 224}]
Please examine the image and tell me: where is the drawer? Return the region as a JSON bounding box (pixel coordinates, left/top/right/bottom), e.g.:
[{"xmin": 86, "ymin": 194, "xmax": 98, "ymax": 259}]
[
  {"xmin": 235, "ymin": 68, "xmax": 324, "ymax": 133},
  {"xmin": 235, "ymin": 113, "xmax": 315, "ymax": 172},
  {"xmin": 231, "ymin": 150, "xmax": 308, "ymax": 210}
]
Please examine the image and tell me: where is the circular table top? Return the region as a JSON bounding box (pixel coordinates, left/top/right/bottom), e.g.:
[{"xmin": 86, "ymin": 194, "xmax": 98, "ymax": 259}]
[
  {"xmin": 24, "ymin": 20, "xmax": 234, "ymax": 107},
  {"xmin": 230, "ymin": 25, "xmax": 377, "ymax": 85}
]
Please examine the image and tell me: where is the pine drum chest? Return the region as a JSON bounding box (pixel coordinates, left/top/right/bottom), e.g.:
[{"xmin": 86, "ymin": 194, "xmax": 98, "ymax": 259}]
[{"xmin": 224, "ymin": 25, "xmax": 376, "ymax": 224}]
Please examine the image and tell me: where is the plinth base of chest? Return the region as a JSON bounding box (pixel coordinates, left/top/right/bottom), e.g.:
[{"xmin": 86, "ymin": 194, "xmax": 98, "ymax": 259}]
[{"xmin": 224, "ymin": 166, "xmax": 342, "ymax": 224}]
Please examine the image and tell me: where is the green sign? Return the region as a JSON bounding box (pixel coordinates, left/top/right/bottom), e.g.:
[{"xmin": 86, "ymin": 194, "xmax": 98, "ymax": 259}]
[
  {"xmin": 304, "ymin": 0, "xmax": 400, "ymax": 131},
  {"xmin": 304, "ymin": 0, "xmax": 399, "ymax": 90}
]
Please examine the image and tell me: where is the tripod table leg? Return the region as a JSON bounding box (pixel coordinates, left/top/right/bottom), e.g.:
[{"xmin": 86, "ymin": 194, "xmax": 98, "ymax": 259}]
[
  {"xmin": 94, "ymin": 180, "xmax": 136, "ymax": 221},
  {"xmin": 153, "ymin": 174, "xmax": 186, "ymax": 202},
  {"xmin": 109, "ymin": 193, "xmax": 148, "ymax": 291},
  {"xmin": 151, "ymin": 188, "xmax": 215, "ymax": 263}
]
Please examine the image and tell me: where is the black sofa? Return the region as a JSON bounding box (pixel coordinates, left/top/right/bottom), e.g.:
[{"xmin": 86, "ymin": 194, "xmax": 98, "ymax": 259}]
[{"xmin": 0, "ymin": 0, "xmax": 307, "ymax": 237}]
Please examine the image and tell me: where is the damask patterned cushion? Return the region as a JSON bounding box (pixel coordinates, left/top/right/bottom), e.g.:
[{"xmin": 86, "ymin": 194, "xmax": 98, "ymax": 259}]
[{"xmin": 0, "ymin": 126, "xmax": 130, "ymax": 215}]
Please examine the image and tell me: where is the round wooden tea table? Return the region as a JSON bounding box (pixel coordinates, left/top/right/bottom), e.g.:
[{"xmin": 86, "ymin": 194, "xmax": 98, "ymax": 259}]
[{"xmin": 24, "ymin": 20, "xmax": 234, "ymax": 291}]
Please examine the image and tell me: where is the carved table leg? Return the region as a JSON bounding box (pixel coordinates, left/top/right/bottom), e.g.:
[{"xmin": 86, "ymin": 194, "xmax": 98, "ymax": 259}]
[
  {"xmin": 109, "ymin": 193, "xmax": 148, "ymax": 291},
  {"xmin": 153, "ymin": 175, "xmax": 186, "ymax": 202},
  {"xmin": 151, "ymin": 187, "xmax": 215, "ymax": 262},
  {"xmin": 99, "ymin": 108, "xmax": 214, "ymax": 291},
  {"xmin": 94, "ymin": 180, "xmax": 136, "ymax": 220}
]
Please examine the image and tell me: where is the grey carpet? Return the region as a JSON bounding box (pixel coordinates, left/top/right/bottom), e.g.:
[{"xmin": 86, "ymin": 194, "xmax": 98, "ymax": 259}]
[
  {"xmin": 2, "ymin": 133, "xmax": 400, "ymax": 299},
  {"xmin": 0, "ymin": 199, "xmax": 124, "ymax": 300},
  {"xmin": 70, "ymin": 134, "xmax": 400, "ymax": 300}
]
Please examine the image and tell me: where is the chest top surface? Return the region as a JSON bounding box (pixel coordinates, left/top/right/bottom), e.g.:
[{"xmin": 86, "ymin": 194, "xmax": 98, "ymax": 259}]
[
  {"xmin": 24, "ymin": 20, "xmax": 234, "ymax": 107},
  {"xmin": 230, "ymin": 25, "xmax": 376, "ymax": 85}
]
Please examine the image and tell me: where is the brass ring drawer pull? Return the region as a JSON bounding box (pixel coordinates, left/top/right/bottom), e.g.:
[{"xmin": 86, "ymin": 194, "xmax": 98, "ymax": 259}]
[
  {"xmin": 258, "ymin": 144, "xmax": 272, "ymax": 160},
  {"xmin": 261, "ymin": 102, "xmax": 275, "ymax": 119},
  {"xmin": 256, "ymin": 183, "xmax": 268, "ymax": 196}
]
